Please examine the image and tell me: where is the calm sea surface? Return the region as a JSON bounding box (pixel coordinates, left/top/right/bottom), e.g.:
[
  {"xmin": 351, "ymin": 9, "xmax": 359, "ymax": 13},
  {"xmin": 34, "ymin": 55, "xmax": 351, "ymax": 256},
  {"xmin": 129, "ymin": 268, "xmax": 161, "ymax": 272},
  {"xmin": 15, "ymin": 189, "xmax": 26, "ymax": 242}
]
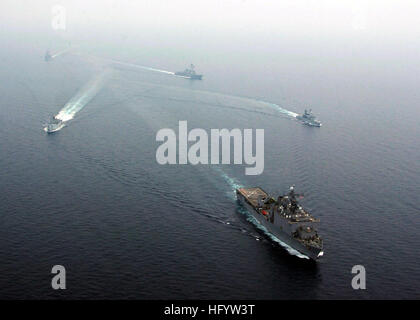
[{"xmin": 0, "ymin": 29, "xmax": 419, "ymax": 299}]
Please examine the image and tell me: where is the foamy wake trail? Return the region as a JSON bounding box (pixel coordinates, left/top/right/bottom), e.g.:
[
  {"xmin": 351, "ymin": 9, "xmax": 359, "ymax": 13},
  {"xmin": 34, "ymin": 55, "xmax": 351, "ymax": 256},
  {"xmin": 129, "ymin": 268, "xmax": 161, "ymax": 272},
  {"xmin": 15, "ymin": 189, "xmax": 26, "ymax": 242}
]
[
  {"xmin": 264, "ymin": 102, "xmax": 298, "ymax": 118},
  {"xmin": 109, "ymin": 59, "xmax": 175, "ymax": 75},
  {"xmin": 213, "ymin": 167, "xmax": 243, "ymax": 200},
  {"xmin": 214, "ymin": 166, "xmax": 309, "ymax": 259},
  {"xmin": 51, "ymin": 48, "xmax": 71, "ymax": 59},
  {"xmin": 55, "ymin": 70, "xmax": 109, "ymax": 122}
]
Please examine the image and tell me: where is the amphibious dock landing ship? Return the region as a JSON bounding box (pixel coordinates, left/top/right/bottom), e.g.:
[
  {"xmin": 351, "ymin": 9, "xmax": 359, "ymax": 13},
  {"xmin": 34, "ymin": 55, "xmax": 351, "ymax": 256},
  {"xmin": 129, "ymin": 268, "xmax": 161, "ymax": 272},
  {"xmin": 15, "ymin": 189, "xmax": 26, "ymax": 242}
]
[
  {"xmin": 236, "ymin": 186, "xmax": 323, "ymax": 260},
  {"xmin": 175, "ymin": 64, "xmax": 203, "ymax": 80},
  {"xmin": 296, "ymin": 109, "xmax": 322, "ymax": 127}
]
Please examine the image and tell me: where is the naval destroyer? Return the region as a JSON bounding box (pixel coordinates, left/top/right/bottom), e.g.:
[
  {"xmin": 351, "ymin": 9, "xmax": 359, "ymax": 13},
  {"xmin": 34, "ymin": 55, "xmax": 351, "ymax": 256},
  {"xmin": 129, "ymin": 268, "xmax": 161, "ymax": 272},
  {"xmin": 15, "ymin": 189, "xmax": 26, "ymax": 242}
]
[
  {"xmin": 175, "ymin": 64, "xmax": 203, "ymax": 80},
  {"xmin": 236, "ymin": 186, "xmax": 323, "ymax": 260},
  {"xmin": 296, "ymin": 109, "xmax": 322, "ymax": 127}
]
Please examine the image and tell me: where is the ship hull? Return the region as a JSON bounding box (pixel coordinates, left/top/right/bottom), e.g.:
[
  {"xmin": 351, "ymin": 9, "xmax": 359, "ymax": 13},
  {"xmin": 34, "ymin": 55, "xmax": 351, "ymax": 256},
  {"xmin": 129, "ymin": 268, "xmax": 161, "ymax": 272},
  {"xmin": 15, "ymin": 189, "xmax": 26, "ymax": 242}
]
[
  {"xmin": 296, "ymin": 115, "xmax": 322, "ymax": 127},
  {"xmin": 174, "ymin": 72, "xmax": 202, "ymax": 80},
  {"xmin": 44, "ymin": 123, "xmax": 65, "ymax": 133},
  {"xmin": 302, "ymin": 121, "xmax": 321, "ymax": 127},
  {"xmin": 189, "ymin": 74, "xmax": 202, "ymax": 80},
  {"xmin": 236, "ymin": 191, "xmax": 323, "ymax": 260}
]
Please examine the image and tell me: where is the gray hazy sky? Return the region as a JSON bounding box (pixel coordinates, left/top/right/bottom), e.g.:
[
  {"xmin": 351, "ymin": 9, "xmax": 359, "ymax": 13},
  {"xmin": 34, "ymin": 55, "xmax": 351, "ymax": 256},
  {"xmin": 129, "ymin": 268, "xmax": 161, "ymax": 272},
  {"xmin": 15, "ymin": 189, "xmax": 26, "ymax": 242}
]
[{"xmin": 1, "ymin": 0, "xmax": 419, "ymax": 38}]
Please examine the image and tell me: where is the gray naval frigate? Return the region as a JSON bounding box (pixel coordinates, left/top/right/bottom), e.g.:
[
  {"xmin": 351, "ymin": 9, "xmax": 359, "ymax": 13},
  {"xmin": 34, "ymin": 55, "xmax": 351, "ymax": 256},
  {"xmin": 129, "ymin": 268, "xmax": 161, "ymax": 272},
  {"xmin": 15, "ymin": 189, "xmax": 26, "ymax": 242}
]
[
  {"xmin": 236, "ymin": 186, "xmax": 323, "ymax": 260},
  {"xmin": 175, "ymin": 64, "xmax": 203, "ymax": 80},
  {"xmin": 296, "ymin": 109, "xmax": 322, "ymax": 127},
  {"xmin": 44, "ymin": 117, "xmax": 65, "ymax": 133}
]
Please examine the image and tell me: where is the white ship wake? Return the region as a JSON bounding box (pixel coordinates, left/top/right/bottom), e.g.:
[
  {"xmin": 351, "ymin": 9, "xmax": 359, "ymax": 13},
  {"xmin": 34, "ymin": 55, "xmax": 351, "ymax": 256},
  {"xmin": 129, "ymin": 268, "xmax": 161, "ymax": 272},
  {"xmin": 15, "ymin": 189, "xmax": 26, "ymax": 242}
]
[{"xmin": 55, "ymin": 70, "xmax": 110, "ymax": 122}]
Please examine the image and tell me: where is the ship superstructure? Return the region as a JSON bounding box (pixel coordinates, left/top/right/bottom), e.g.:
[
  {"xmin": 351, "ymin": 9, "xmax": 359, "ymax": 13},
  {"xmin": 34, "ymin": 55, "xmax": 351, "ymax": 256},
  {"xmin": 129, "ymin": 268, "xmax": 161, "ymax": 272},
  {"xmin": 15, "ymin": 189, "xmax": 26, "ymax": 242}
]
[
  {"xmin": 175, "ymin": 64, "xmax": 203, "ymax": 80},
  {"xmin": 236, "ymin": 186, "xmax": 323, "ymax": 260},
  {"xmin": 296, "ymin": 109, "xmax": 322, "ymax": 127}
]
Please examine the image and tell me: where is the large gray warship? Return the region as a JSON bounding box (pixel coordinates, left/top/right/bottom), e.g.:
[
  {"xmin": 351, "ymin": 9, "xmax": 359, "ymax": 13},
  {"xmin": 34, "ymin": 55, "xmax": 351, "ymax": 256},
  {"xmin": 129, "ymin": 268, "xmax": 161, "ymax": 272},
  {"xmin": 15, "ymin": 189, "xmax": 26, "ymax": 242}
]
[
  {"xmin": 175, "ymin": 64, "xmax": 203, "ymax": 80},
  {"xmin": 236, "ymin": 186, "xmax": 323, "ymax": 260},
  {"xmin": 296, "ymin": 109, "xmax": 322, "ymax": 127}
]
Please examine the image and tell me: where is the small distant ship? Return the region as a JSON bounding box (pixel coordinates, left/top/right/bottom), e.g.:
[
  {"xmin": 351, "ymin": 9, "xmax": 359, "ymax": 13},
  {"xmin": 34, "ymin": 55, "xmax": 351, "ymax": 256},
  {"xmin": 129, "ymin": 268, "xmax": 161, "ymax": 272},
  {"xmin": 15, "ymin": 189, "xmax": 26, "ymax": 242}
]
[
  {"xmin": 44, "ymin": 117, "xmax": 65, "ymax": 133},
  {"xmin": 236, "ymin": 186, "xmax": 323, "ymax": 260},
  {"xmin": 45, "ymin": 50, "xmax": 53, "ymax": 62},
  {"xmin": 175, "ymin": 64, "xmax": 203, "ymax": 80},
  {"xmin": 296, "ymin": 109, "xmax": 322, "ymax": 127}
]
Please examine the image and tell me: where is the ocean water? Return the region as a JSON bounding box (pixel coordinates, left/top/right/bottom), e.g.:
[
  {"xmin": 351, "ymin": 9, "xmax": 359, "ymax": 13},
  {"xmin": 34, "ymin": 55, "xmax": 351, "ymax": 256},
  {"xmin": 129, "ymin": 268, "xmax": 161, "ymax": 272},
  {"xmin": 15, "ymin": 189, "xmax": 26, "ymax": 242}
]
[{"xmin": 0, "ymin": 29, "xmax": 419, "ymax": 299}]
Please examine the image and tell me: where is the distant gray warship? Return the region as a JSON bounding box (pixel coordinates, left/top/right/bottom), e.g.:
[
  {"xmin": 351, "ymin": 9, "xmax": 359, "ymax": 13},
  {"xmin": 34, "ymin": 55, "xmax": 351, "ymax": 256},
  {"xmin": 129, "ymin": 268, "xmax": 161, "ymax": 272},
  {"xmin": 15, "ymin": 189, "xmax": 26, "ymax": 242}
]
[
  {"xmin": 44, "ymin": 117, "xmax": 65, "ymax": 133},
  {"xmin": 236, "ymin": 186, "xmax": 323, "ymax": 260},
  {"xmin": 45, "ymin": 50, "xmax": 52, "ymax": 62},
  {"xmin": 175, "ymin": 64, "xmax": 203, "ymax": 80},
  {"xmin": 296, "ymin": 109, "xmax": 322, "ymax": 127}
]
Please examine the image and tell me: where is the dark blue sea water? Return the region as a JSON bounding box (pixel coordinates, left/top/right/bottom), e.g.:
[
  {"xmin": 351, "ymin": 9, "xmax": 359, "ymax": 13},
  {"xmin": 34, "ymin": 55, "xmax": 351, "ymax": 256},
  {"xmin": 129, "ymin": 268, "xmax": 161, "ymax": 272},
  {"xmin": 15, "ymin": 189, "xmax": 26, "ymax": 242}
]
[{"xmin": 0, "ymin": 28, "xmax": 419, "ymax": 299}]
